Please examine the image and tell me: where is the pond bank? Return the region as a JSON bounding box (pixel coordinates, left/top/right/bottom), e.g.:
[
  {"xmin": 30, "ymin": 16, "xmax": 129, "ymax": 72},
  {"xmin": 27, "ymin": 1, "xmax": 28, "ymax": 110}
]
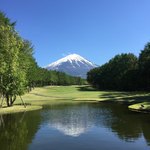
[
  {"xmin": 128, "ymin": 102, "xmax": 150, "ymax": 113},
  {"xmin": 0, "ymin": 105, "xmax": 42, "ymax": 114}
]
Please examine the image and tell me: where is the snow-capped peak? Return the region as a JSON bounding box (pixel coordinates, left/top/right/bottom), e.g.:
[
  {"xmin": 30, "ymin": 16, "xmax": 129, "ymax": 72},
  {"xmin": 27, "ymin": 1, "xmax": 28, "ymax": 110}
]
[
  {"xmin": 47, "ymin": 54, "xmax": 96, "ymax": 68},
  {"xmin": 46, "ymin": 53, "xmax": 97, "ymax": 78}
]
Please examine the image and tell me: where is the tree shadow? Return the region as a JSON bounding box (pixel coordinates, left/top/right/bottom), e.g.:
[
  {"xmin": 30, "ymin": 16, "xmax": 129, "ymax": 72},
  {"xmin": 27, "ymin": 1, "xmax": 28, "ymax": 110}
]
[
  {"xmin": 76, "ymin": 86, "xmax": 99, "ymax": 92},
  {"xmin": 99, "ymin": 92, "xmax": 150, "ymax": 104}
]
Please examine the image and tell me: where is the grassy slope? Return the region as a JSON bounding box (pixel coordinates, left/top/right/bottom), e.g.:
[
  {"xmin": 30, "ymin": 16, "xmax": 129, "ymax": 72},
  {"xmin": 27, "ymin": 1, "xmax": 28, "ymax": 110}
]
[
  {"xmin": 16, "ymin": 85, "xmax": 150, "ymax": 105},
  {"xmin": 1, "ymin": 85, "xmax": 150, "ymax": 114}
]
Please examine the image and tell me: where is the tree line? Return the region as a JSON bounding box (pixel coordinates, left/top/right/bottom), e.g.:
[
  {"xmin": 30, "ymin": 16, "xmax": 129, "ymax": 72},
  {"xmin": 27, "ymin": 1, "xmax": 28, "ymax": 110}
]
[
  {"xmin": 87, "ymin": 43, "xmax": 150, "ymax": 91},
  {"xmin": 0, "ymin": 12, "xmax": 85, "ymax": 107}
]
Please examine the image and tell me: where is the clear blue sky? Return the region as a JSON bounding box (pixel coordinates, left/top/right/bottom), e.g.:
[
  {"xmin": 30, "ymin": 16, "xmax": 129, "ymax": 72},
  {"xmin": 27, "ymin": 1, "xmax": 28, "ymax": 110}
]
[{"xmin": 0, "ymin": 0, "xmax": 150, "ymax": 67}]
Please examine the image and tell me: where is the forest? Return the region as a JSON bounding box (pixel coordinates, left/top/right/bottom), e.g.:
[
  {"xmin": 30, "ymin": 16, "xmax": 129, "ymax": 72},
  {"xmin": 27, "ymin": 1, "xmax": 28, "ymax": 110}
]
[
  {"xmin": 87, "ymin": 43, "xmax": 150, "ymax": 91},
  {"xmin": 0, "ymin": 12, "xmax": 85, "ymax": 107}
]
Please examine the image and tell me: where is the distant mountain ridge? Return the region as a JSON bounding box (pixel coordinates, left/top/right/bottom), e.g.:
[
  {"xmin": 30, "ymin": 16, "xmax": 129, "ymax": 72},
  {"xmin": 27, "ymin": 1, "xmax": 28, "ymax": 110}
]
[{"xmin": 45, "ymin": 54, "xmax": 97, "ymax": 78}]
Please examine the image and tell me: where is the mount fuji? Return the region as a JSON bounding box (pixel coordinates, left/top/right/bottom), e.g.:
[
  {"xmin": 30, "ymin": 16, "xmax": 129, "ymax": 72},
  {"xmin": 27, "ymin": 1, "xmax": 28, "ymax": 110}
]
[{"xmin": 45, "ymin": 54, "xmax": 97, "ymax": 78}]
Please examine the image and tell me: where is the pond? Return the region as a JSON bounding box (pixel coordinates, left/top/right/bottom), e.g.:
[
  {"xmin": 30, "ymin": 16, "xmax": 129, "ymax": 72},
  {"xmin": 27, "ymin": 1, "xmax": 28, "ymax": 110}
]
[{"xmin": 0, "ymin": 102, "xmax": 150, "ymax": 150}]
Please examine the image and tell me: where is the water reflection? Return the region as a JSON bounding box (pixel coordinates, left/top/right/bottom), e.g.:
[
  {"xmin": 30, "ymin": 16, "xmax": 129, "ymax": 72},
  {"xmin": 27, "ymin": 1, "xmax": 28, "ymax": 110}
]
[
  {"xmin": 0, "ymin": 111, "xmax": 41, "ymax": 150},
  {"xmin": 101, "ymin": 104, "xmax": 150, "ymax": 144},
  {"xmin": 42, "ymin": 103, "xmax": 150, "ymax": 145},
  {"xmin": 43, "ymin": 104, "xmax": 96, "ymax": 136},
  {"xmin": 0, "ymin": 103, "xmax": 150, "ymax": 150}
]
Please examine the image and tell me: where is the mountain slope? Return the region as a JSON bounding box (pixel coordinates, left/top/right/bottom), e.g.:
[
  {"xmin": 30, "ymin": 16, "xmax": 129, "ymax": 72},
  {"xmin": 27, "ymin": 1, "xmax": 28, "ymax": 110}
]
[{"xmin": 45, "ymin": 54, "xmax": 97, "ymax": 78}]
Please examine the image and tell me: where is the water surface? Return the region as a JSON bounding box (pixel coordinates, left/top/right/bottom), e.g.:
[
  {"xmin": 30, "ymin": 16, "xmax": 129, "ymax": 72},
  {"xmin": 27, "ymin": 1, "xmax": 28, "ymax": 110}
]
[{"xmin": 0, "ymin": 102, "xmax": 150, "ymax": 150}]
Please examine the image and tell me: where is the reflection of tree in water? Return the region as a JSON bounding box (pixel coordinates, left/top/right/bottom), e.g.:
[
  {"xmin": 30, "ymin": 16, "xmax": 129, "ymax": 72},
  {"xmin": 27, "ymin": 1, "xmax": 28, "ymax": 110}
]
[
  {"xmin": 102, "ymin": 104, "xmax": 142, "ymax": 141},
  {"xmin": 0, "ymin": 111, "xmax": 41, "ymax": 150},
  {"xmin": 141, "ymin": 118, "xmax": 150, "ymax": 146},
  {"xmin": 92, "ymin": 103, "xmax": 150, "ymax": 145}
]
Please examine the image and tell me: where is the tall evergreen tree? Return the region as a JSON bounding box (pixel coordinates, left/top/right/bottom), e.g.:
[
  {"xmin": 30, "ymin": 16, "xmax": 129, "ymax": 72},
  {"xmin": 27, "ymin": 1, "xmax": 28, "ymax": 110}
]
[{"xmin": 87, "ymin": 53, "xmax": 138, "ymax": 90}]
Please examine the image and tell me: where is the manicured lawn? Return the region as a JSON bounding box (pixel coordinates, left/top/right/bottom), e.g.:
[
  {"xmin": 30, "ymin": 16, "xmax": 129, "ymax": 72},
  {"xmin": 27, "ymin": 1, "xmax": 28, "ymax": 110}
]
[
  {"xmin": 1, "ymin": 85, "xmax": 150, "ymax": 114},
  {"xmin": 15, "ymin": 85, "xmax": 150, "ymax": 105},
  {"xmin": 15, "ymin": 86, "xmax": 104, "ymax": 105},
  {"xmin": 0, "ymin": 105, "xmax": 42, "ymax": 114}
]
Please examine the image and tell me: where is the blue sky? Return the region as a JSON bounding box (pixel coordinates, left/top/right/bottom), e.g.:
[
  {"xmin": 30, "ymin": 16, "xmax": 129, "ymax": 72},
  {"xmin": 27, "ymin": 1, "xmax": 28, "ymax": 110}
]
[{"xmin": 0, "ymin": 0, "xmax": 150, "ymax": 67}]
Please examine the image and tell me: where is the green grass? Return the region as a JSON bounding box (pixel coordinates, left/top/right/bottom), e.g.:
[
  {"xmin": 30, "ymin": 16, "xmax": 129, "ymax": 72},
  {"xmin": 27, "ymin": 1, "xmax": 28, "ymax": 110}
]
[
  {"xmin": 15, "ymin": 86, "xmax": 104, "ymax": 105},
  {"xmin": 128, "ymin": 102, "xmax": 150, "ymax": 112},
  {"xmin": 1, "ymin": 85, "xmax": 150, "ymax": 114},
  {"xmin": 0, "ymin": 105, "xmax": 42, "ymax": 114},
  {"xmin": 14, "ymin": 85, "xmax": 150, "ymax": 104}
]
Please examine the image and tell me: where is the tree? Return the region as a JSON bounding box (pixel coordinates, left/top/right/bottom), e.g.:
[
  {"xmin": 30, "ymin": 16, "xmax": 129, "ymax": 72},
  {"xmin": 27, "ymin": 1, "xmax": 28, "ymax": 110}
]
[
  {"xmin": 0, "ymin": 24, "xmax": 27, "ymax": 106},
  {"xmin": 87, "ymin": 53, "xmax": 138, "ymax": 90},
  {"xmin": 139, "ymin": 42, "xmax": 150, "ymax": 90},
  {"xmin": 0, "ymin": 12, "xmax": 34, "ymax": 106}
]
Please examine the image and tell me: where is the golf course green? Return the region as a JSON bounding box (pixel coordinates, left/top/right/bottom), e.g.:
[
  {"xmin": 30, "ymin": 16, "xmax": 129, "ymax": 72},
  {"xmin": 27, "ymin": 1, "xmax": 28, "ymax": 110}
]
[{"xmin": 0, "ymin": 85, "xmax": 150, "ymax": 114}]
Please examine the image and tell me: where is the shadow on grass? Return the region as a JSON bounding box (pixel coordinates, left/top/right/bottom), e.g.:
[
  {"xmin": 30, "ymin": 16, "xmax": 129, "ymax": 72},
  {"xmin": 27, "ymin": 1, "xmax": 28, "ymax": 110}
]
[
  {"xmin": 99, "ymin": 92, "xmax": 150, "ymax": 104},
  {"xmin": 76, "ymin": 86, "xmax": 99, "ymax": 92},
  {"xmin": 31, "ymin": 93, "xmax": 67, "ymax": 99}
]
